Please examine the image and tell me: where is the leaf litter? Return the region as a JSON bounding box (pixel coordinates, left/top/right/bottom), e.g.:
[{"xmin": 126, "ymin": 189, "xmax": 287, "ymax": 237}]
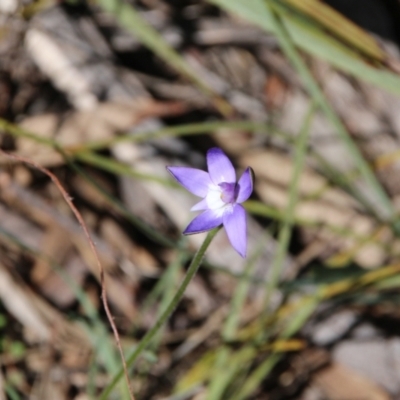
[{"xmin": 2, "ymin": 1, "xmax": 400, "ymax": 399}]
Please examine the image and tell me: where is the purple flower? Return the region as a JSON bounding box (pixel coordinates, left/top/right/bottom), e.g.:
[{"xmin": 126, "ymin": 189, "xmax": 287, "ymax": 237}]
[{"xmin": 167, "ymin": 148, "xmax": 254, "ymax": 257}]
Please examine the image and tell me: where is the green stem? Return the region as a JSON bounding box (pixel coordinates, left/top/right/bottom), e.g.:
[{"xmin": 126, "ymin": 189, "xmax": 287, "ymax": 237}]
[
  {"xmin": 99, "ymin": 227, "xmax": 220, "ymax": 400},
  {"xmin": 263, "ymin": 103, "xmax": 315, "ymax": 313},
  {"xmin": 70, "ymin": 120, "xmax": 271, "ymax": 153},
  {"xmin": 0, "ymin": 118, "xmax": 59, "ymax": 147}
]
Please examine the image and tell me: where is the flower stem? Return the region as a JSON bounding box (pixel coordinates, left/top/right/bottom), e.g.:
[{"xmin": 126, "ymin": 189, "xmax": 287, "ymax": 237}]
[{"xmin": 99, "ymin": 227, "xmax": 220, "ymax": 400}]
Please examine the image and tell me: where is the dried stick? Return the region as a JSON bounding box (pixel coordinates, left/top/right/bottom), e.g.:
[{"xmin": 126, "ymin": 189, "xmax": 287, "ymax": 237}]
[{"xmin": 0, "ymin": 149, "xmax": 135, "ymax": 400}]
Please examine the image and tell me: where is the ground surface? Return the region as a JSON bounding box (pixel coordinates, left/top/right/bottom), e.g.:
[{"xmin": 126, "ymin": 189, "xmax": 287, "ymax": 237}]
[{"xmin": 2, "ymin": 1, "xmax": 400, "ymax": 399}]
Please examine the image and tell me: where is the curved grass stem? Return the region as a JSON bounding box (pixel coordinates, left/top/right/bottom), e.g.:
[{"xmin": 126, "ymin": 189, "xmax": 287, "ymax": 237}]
[{"xmin": 99, "ymin": 227, "xmax": 220, "ymax": 400}]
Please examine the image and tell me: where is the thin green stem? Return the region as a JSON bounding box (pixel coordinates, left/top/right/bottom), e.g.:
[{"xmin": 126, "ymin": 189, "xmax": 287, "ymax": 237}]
[
  {"xmin": 69, "ymin": 121, "xmax": 271, "ymax": 153},
  {"xmin": 263, "ymin": 104, "xmax": 315, "ymax": 313},
  {"xmin": 0, "ymin": 118, "xmax": 59, "ymax": 147},
  {"xmin": 99, "ymin": 227, "xmax": 220, "ymax": 400},
  {"xmin": 222, "ymin": 235, "xmax": 270, "ymax": 342},
  {"xmin": 75, "ymin": 151, "xmax": 175, "ymax": 186},
  {"xmin": 0, "ymin": 116, "xmax": 382, "ymax": 220},
  {"xmin": 231, "ymin": 353, "xmax": 281, "ymax": 400},
  {"xmin": 61, "ymin": 156, "xmax": 178, "ymax": 248}
]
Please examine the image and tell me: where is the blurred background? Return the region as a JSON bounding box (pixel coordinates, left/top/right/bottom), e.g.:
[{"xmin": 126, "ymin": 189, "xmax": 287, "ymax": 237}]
[{"xmin": 2, "ymin": 0, "xmax": 400, "ymax": 399}]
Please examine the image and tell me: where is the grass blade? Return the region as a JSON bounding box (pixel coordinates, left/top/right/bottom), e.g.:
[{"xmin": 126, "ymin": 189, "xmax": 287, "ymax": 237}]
[{"xmin": 207, "ymin": 0, "xmax": 400, "ymax": 96}]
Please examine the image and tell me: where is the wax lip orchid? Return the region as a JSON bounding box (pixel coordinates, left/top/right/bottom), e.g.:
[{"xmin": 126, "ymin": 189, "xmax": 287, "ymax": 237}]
[{"xmin": 167, "ymin": 147, "xmax": 254, "ymax": 257}]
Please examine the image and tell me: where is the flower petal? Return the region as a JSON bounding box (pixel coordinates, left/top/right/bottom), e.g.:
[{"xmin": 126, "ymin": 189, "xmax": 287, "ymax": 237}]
[
  {"xmin": 223, "ymin": 204, "xmax": 247, "ymax": 257},
  {"xmin": 183, "ymin": 209, "xmax": 223, "ymax": 234},
  {"xmin": 167, "ymin": 166, "xmax": 212, "ymax": 197},
  {"xmin": 207, "ymin": 148, "xmax": 236, "ymax": 184},
  {"xmin": 191, "ymin": 198, "xmax": 209, "ymax": 211},
  {"xmin": 236, "ymin": 167, "xmax": 254, "ymax": 203}
]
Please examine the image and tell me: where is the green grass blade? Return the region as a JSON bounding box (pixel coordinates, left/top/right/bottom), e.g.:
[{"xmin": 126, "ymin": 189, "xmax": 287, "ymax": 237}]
[
  {"xmin": 265, "ymin": 1, "xmax": 395, "ymax": 220},
  {"xmin": 69, "ymin": 120, "xmax": 271, "ymax": 153},
  {"xmin": 205, "ymin": 346, "xmax": 232, "ymax": 400},
  {"xmin": 75, "ymin": 151, "xmax": 174, "ymax": 186},
  {"xmin": 232, "ymin": 295, "xmax": 319, "ymax": 400},
  {"xmin": 99, "ymin": 228, "xmax": 220, "ymax": 400},
  {"xmin": 231, "ymin": 353, "xmax": 281, "ymax": 400},
  {"xmin": 263, "ymin": 103, "xmax": 315, "ymax": 309},
  {"xmin": 207, "ymin": 0, "xmax": 396, "ymax": 220},
  {"xmin": 283, "ymin": 0, "xmax": 384, "ymax": 61},
  {"xmin": 206, "ymin": 105, "xmax": 314, "ymax": 400},
  {"xmin": 145, "ymin": 249, "xmax": 186, "ymax": 350},
  {"xmin": 0, "ymin": 117, "xmax": 378, "ymax": 218},
  {"xmin": 206, "ymin": 234, "xmax": 272, "ymax": 400},
  {"xmin": 140, "ymin": 245, "xmax": 188, "ymax": 313},
  {"xmin": 64, "ymin": 158, "xmax": 177, "ymax": 248},
  {"xmin": 207, "ymin": 0, "xmax": 400, "ymax": 96}
]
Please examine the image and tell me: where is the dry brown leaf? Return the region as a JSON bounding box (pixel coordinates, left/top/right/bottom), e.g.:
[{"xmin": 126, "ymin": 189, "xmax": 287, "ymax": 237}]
[
  {"xmin": 333, "ymin": 338, "xmax": 400, "ymax": 394},
  {"xmin": 73, "ymin": 395, "xmax": 90, "ymax": 400},
  {"xmin": 30, "ymin": 370, "xmax": 68, "ymax": 400},
  {"xmin": 71, "ymin": 172, "xmax": 116, "ymax": 210},
  {"xmin": 0, "ymin": 262, "xmax": 92, "ymax": 371},
  {"xmin": 31, "ymin": 225, "xmax": 73, "ymax": 284},
  {"xmin": 14, "ymin": 99, "xmax": 188, "ymax": 166},
  {"xmin": 184, "ymin": 274, "xmax": 216, "ymax": 319},
  {"xmin": 212, "ymin": 127, "xmax": 253, "ymax": 156},
  {"xmin": 0, "ymin": 175, "xmax": 136, "ymax": 318},
  {"xmin": 100, "ymin": 218, "xmax": 159, "ymax": 277},
  {"xmin": 0, "ymin": 202, "xmax": 43, "ymax": 252},
  {"xmin": 0, "ymin": 178, "xmax": 116, "ymax": 268},
  {"xmin": 0, "ymin": 263, "xmax": 50, "ymax": 342},
  {"xmin": 173, "ymin": 305, "xmax": 228, "ymax": 360},
  {"xmin": 37, "ymin": 254, "xmax": 87, "ymax": 308},
  {"xmin": 265, "ymin": 73, "xmax": 289, "ymax": 111},
  {"xmin": 30, "ymin": 225, "xmax": 88, "ymax": 308},
  {"xmin": 314, "ymin": 363, "xmax": 390, "ymax": 400},
  {"xmin": 313, "ymin": 60, "xmax": 400, "ymax": 197},
  {"xmin": 73, "ymin": 238, "xmax": 137, "ymax": 320},
  {"xmin": 241, "ymin": 150, "xmax": 356, "ymax": 209},
  {"xmin": 239, "ymin": 149, "xmax": 393, "ymax": 268},
  {"xmin": 18, "ymin": 113, "xmax": 61, "ymax": 165}
]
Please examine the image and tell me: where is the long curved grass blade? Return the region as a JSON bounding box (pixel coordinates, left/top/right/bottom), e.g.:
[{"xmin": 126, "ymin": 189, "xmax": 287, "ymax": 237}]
[
  {"xmin": 207, "ymin": 0, "xmax": 400, "ymax": 96},
  {"xmin": 264, "ymin": 1, "xmax": 395, "ymax": 220},
  {"xmin": 283, "ymin": 0, "xmax": 384, "ymax": 61},
  {"xmin": 278, "ymin": 5, "xmax": 400, "ymax": 95}
]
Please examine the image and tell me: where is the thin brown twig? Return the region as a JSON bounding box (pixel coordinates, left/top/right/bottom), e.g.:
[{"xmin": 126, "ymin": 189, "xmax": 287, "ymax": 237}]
[{"xmin": 0, "ymin": 149, "xmax": 135, "ymax": 400}]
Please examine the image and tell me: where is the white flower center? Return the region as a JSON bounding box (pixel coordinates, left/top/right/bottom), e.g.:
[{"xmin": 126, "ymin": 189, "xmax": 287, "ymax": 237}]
[{"xmin": 205, "ymin": 184, "xmax": 234, "ymax": 217}]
